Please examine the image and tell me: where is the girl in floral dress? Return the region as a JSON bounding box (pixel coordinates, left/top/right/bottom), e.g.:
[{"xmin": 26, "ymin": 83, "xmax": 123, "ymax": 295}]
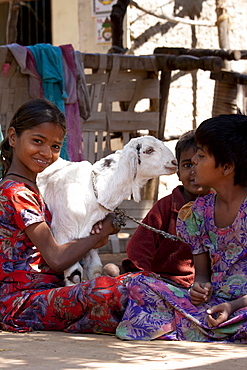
[
  {"xmin": 116, "ymin": 114, "xmax": 247, "ymax": 342},
  {"xmin": 0, "ymin": 98, "xmax": 127, "ymax": 333}
]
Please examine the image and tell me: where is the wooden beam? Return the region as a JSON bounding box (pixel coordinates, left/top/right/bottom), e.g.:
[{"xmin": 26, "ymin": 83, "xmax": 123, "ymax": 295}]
[
  {"xmin": 0, "ymin": 0, "xmax": 40, "ymax": 3},
  {"xmin": 83, "ymin": 53, "xmax": 222, "ymax": 73},
  {"xmin": 211, "ymin": 71, "xmax": 247, "ymax": 85},
  {"xmin": 154, "ymin": 47, "xmax": 241, "ymax": 61}
]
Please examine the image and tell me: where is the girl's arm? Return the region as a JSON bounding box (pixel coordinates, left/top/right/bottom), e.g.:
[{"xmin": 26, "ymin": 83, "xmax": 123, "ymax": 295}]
[
  {"xmin": 190, "ymin": 251, "xmax": 212, "ymax": 305},
  {"xmin": 25, "ymin": 213, "xmax": 119, "ymax": 273},
  {"xmin": 207, "ymin": 295, "xmax": 247, "ymax": 327}
]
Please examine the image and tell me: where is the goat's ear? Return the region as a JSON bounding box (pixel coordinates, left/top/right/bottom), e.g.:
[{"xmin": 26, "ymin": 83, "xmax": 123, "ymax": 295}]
[
  {"xmin": 130, "ymin": 150, "xmax": 141, "ymax": 201},
  {"xmin": 132, "ymin": 183, "xmax": 141, "ymax": 202},
  {"xmin": 130, "ymin": 153, "xmax": 137, "ymax": 179}
]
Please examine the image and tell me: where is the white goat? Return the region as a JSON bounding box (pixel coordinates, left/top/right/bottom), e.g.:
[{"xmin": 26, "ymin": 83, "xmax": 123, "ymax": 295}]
[{"xmin": 37, "ymin": 135, "xmax": 177, "ymax": 285}]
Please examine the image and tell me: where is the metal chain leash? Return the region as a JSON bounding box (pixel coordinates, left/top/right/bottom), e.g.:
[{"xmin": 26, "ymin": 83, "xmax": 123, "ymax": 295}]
[
  {"xmin": 113, "ymin": 207, "xmax": 183, "ymax": 242},
  {"xmin": 92, "ymin": 173, "xmax": 183, "ymax": 242}
]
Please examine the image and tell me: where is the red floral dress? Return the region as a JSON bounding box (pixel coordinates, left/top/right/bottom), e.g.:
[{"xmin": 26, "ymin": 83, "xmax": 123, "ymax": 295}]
[{"xmin": 0, "ymin": 180, "xmax": 127, "ymax": 332}]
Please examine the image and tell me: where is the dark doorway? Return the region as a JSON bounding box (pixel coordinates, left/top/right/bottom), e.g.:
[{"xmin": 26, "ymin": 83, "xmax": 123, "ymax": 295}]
[{"xmin": 17, "ymin": 0, "xmax": 52, "ymax": 46}]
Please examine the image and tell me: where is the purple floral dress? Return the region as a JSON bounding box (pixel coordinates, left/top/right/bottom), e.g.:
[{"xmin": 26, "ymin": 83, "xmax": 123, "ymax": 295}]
[{"xmin": 116, "ymin": 193, "xmax": 247, "ymax": 342}]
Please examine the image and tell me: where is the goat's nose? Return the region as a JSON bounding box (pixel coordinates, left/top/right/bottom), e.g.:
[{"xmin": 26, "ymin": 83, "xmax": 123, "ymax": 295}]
[{"xmin": 172, "ymin": 159, "xmax": 178, "ymax": 166}]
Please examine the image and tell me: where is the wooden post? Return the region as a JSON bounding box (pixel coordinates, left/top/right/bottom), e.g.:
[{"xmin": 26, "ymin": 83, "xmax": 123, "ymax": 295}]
[
  {"xmin": 158, "ymin": 70, "xmax": 172, "ymax": 141},
  {"xmin": 142, "ymin": 70, "xmax": 160, "ymax": 202},
  {"xmin": 215, "ymin": 0, "xmax": 231, "ymax": 69},
  {"xmin": 213, "ymin": 0, "xmax": 236, "ymax": 116},
  {"xmin": 6, "ymin": 0, "xmax": 20, "ymax": 44},
  {"xmin": 108, "ymin": 0, "xmax": 130, "ymax": 54}
]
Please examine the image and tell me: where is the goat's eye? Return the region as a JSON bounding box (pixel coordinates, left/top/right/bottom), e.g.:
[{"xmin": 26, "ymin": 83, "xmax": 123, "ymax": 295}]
[{"xmin": 145, "ymin": 147, "xmax": 154, "ymax": 154}]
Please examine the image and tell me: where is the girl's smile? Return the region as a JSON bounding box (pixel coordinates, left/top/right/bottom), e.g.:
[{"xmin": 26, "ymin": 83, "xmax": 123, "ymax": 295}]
[{"xmin": 8, "ymin": 121, "xmax": 65, "ymax": 180}]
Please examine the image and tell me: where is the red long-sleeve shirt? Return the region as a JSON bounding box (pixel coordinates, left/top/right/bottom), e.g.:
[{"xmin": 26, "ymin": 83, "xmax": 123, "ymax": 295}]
[{"xmin": 122, "ymin": 186, "xmax": 194, "ymax": 288}]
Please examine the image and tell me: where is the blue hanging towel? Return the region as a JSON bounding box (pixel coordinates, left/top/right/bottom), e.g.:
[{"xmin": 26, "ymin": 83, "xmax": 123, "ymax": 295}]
[
  {"xmin": 0, "ymin": 125, "xmax": 3, "ymax": 143},
  {"xmin": 28, "ymin": 43, "xmax": 69, "ymax": 160}
]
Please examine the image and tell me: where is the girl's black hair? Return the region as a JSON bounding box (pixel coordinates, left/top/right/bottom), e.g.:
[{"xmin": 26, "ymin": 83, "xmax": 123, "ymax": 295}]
[
  {"xmin": 195, "ymin": 114, "xmax": 247, "ymax": 186},
  {"xmin": 0, "ymin": 98, "xmax": 66, "ymax": 177},
  {"xmin": 175, "ymin": 129, "xmax": 196, "ymax": 164}
]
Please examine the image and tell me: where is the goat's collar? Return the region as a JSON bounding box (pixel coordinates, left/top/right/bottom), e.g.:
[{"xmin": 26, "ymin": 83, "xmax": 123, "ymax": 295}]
[{"xmin": 91, "ymin": 170, "xmax": 114, "ymax": 212}]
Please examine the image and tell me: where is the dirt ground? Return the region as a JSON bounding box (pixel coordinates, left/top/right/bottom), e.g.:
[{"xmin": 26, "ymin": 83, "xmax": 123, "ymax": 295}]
[
  {"xmin": 0, "ymin": 330, "xmax": 246, "ymax": 370},
  {"xmin": 0, "ymin": 254, "xmax": 246, "ymax": 369}
]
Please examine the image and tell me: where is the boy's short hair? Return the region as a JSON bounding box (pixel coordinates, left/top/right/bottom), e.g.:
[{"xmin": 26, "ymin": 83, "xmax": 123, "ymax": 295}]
[
  {"xmin": 175, "ymin": 129, "xmax": 196, "ymax": 164},
  {"xmin": 195, "ymin": 114, "xmax": 247, "ymax": 186}
]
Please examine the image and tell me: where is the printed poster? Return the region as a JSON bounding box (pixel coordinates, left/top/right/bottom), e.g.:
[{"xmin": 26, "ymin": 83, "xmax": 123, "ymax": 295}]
[
  {"xmin": 92, "ymin": 0, "xmax": 118, "ymax": 16},
  {"xmin": 96, "ymin": 16, "xmax": 112, "ymax": 44}
]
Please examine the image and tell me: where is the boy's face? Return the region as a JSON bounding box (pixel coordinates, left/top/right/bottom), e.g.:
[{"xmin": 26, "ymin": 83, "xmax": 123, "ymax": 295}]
[{"xmin": 178, "ymin": 146, "xmax": 211, "ymax": 200}]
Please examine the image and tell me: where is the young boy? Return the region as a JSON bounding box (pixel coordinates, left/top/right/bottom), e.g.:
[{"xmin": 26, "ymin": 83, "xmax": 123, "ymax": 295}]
[{"xmin": 103, "ymin": 130, "xmax": 211, "ymax": 288}]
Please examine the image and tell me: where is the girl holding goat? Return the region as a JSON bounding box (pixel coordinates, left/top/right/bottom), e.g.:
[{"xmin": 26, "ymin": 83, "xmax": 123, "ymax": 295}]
[{"xmin": 0, "ymin": 98, "xmax": 127, "ymax": 333}]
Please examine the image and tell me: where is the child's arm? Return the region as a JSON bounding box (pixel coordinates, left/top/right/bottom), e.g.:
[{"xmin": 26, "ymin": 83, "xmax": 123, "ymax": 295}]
[
  {"xmin": 190, "ymin": 251, "xmax": 213, "ymax": 305},
  {"xmin": 207, "ymin": 295, "xmax": 247, "ymax": 327},
  {"xmin": 124, "ymin": 199, "xmax": 168, "ymax": 272},
  {"xmin": 25, "ymin": 213, "xmax": 119, "ymax": 273}
]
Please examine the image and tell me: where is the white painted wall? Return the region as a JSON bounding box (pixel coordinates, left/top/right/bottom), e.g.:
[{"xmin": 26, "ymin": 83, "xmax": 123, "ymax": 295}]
[
  {"xmin": 50, "ymin": 0, "xmax": 247, "ymax": 196},
  {"xmin": 51, "ymin": 0, "xmax": 80, "ymax": 49},
  {"xmin": 51, "ymin": 0, "xmax": 126, "ymax": 53}
]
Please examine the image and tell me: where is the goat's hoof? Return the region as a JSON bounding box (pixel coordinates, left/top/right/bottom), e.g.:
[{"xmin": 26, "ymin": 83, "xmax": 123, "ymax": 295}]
[
  {"xmin": 86, "ymin": 272, "xmax": 102, "ymax": 280},
  {"xmin": 65, "ymin": 269, "xmax": 82, "ymax": 285}
]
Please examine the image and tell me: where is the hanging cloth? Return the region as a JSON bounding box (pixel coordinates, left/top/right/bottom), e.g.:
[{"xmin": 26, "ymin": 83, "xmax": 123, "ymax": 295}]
[
  {"xmin": 60, "ymin": 44, "xmax": 84, "ymax": 161},
  {"xmin": 27, "ymin": 43, "xmax": 69, "ymax": 160},
  {"xmin": 6, "ymin": 43, "xmax": 43, "ymax": 98}
]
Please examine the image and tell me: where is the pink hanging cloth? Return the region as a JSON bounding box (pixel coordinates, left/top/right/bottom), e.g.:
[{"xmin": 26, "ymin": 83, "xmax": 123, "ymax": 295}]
[{"xmin": 60, "ymin": 44, "xmax": 84, "ymax": 162}]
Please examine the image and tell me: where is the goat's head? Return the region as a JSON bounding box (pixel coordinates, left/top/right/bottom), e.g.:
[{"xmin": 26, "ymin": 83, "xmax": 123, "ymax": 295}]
[{"xmin": 124, "ymin": 136, "xmax": 177, "ymax": 201}]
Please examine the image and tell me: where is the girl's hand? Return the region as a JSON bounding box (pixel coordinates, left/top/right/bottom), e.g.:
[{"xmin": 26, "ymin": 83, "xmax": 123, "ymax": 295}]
[
  {"xmin": 91, "ymin": 213, "xmax": 120, "ymax": 249},
  {"xmin": 207, "ymin": 302, "xmax": 232, "ymax": 327},
  {"xmin": 90, "ymin": 220, "xmax": 103, "ymax": 235},
  {"xmin": 90, "ymin": 214, "xmax": 121, "ymax": 236},
  {"xmin": 103, "ymin": 213, "xmax": 121, "ymax": 235},
  {"xmin": 190, "ymin": 281, "xmax": 212, "ymax": 305},
  {"xmin": 92, "ymin": 236, "xmax": 109, "ymax": 249}
]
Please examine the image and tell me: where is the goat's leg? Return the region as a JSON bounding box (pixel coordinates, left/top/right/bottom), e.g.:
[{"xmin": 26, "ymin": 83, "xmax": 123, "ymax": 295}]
[
  {"xmin": 83, "ymin": 249, "xmax": 103, "ymax": 280},
  {"xmin": 64, "ymin": 262, "xmax": 84, "ymax": 286}
]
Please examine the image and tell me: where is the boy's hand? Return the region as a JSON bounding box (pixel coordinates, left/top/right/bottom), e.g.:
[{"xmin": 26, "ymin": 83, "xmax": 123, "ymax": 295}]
[
  {"xmin": 190, "ymin": 281, "xmax": 212, "ymax": 305},
  {"xmin": 207, "ymin": 302, "xmax": 232, "ymax": 327}
]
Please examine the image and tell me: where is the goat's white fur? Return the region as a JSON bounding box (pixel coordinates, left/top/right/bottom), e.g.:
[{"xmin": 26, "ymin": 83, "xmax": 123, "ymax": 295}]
[{"xmin": 37, "ymin": 135, "xmax": 177, "ymax": 285}]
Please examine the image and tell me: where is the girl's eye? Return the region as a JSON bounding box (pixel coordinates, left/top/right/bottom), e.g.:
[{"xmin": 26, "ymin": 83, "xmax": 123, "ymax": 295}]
[
  {"xmin": 33, "ymin": 139, "xmax": 42, "ymax": 144},
  {"xmin": 52, "ymin": 145, "xmax": 61, "ymax": 151}
]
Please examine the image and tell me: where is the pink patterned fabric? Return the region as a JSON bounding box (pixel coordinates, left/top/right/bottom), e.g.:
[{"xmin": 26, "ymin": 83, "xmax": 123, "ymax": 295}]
[{"xmin": 60, "ymin": 44, "xmax": 84, "ymax": 161}]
